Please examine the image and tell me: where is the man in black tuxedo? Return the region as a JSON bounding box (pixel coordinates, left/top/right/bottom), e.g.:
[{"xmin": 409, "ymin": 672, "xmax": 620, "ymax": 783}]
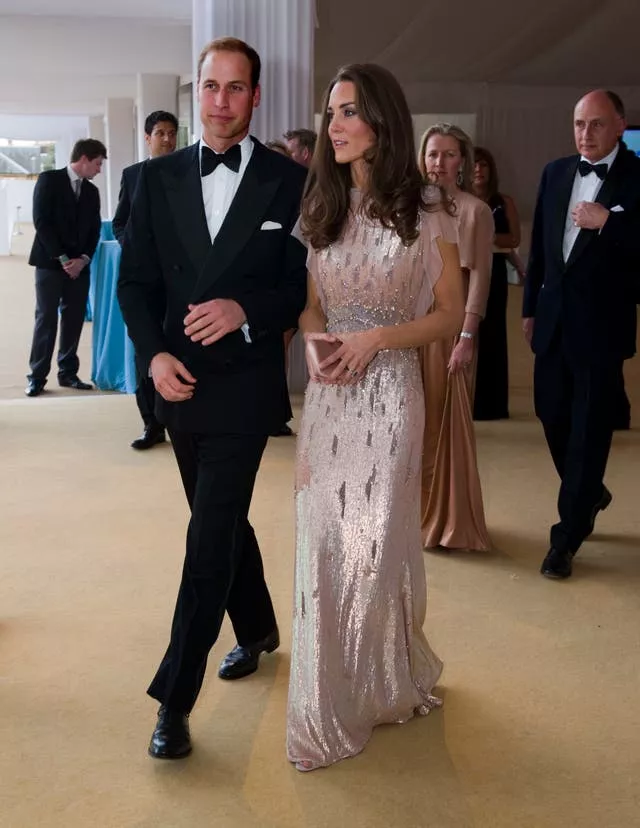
[
  {"xmin": 25, "ymin": 138, "xmax": 106, "ymax": 397},
  {"xmin": 118, "ymin": 37, "xmax": 307, "ymax": 758},
  {"xmin": 523, "ymin": 90, "xmax": 640, "ymax": 580},
  {"xmin": 113, "ymin": 110, "xmax": 178, "ymax": 450}
]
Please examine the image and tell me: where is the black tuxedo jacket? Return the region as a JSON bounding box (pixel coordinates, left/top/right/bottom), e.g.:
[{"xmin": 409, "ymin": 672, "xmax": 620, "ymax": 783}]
[
  {"xmin": 523, "ymin": 143, "xmax": 640, "ymax": 365},
  {"xmin": 117, "ymin": 139, "xmax": 308, "ymax": 435},
  {"xmin": 112, "ymin": 161, "xmax": 143, "ymax": 245},
  {"xmin": 28, "ymin": 168, "xmax": 101, "ymax": 269}
]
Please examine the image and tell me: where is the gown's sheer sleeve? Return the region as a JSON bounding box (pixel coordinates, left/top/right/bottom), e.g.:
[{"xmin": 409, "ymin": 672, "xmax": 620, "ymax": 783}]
[
  {"xmin": 459, "ymin": 197, "xmax": 493, "ymax": 318},
  {"xmin": 416, "ymin": 187, "xmax": 459, "ymax": 317},
  {"xmin": 306, "ymin": 245, "xmax": 327, "ymax": 314}
]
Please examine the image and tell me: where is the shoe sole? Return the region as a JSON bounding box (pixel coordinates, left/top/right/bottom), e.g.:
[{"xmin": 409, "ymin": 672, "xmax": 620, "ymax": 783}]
[
  {"xmin": 541, "ymin": 569, "xmax": 571, "ymax": 580},
  {"xmin": 148, "ymin": 745, "xmax": 192, "ymax": 759}
]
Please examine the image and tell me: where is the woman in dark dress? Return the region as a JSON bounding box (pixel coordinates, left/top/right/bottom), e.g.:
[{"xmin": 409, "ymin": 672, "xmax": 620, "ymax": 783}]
[{"xmin": 471, "ymin": 146, "xmax": 522, "ymax": 420}]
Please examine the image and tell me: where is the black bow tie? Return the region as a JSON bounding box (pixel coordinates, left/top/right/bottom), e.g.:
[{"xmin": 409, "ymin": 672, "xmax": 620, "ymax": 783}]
[
  {"xmin": 201, "ymin": 143, "xmax": 241, "ymax": 176},
  {"xmin": 578, "ymin": 160, "xmax": 608, "ymax": 180}
]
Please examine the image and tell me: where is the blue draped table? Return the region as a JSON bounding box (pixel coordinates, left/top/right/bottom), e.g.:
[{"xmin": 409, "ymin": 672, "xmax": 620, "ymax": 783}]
[{"xmin": 89, "ymin": 239, "xmax": 136, "ymax": 393}]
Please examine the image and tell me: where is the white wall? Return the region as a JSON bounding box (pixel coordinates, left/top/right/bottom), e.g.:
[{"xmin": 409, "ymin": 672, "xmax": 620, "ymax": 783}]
[{"xmin": 0, "ymin": 17, "xmax": 190, "ymax": 116}]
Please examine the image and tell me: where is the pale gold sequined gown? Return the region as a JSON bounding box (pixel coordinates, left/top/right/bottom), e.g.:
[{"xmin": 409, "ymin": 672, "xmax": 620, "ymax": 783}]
[{"xmin": 287, "ymin": 193, "xmax": 454, "ymax": 770}]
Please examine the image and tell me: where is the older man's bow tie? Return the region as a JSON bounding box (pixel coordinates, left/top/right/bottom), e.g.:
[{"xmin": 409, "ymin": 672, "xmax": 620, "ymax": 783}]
[
  {"xmin": 578, "ymin": 160, "xmax": 608, "ymax": 180},
  {"xmin": 201, "ymin": 143, "xmax": 241, "ymax": 176}
]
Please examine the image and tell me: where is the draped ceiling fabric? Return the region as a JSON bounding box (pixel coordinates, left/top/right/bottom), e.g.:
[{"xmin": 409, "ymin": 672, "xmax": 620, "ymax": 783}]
[
  {"xmin": 192, "ymin": 0, "xmax": 315, "ymax": 143},
  {"xmin": 314, "ymin": 0, "xmax": 640, "ymax": 223}
]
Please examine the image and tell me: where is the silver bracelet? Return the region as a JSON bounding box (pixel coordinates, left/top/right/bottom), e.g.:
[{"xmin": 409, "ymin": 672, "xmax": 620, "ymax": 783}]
[{"xmin": 459, "ymin": 331, "xmax": 474, "ymax": 340}]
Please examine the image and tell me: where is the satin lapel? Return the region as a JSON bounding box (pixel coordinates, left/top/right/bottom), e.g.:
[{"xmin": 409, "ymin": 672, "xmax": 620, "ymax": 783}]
[
  {"xmin": 190, "ymin": 148, "xmax": 281, "ymax": 302},
  {"xmin": 161, "ymin": 145, "xmax": 212, "ymax": 276},
  {"xmin": 565, "ymin": 152, "xmax": 624, "ymax": 270},
  {"xmin": 553, "ymin": 158, "xmax": 578, "ymax": 270}
]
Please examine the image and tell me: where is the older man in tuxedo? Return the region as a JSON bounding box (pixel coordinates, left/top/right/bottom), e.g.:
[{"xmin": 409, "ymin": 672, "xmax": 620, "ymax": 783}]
[
  {"xmin": 25, "ymin": 138, "xmax": 106, "ymax": 396},
  {"xmin": 118, "ymin": 37, "xmax": 307, "ymax": 758},
  {"xmin": 113, "ymin": 110, "xmax": 178, "ymax": 450},
  {"xmin": 523, "ymin": 90, "xmax": 640, "ymax": 580}
]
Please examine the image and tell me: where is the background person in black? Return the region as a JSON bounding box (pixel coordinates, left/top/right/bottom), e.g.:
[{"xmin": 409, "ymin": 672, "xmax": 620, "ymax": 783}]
[
  {"xmin": 523, "ymin": 89, "xmax": 640, "ymax": 580},
  {"xmin": 471, "ymin": 146, "xmax": 523, "ymax": 420},
  {"xmin": 113, "ymin": 110, "xmax": 178, "ymax": 450},
  {"xmin": 25, "ymin": 138, "xmax": 106, "ymax": 397},
  {"xmin": 118, "ymin": 37, "xmax": 307, "ymax": 759}
]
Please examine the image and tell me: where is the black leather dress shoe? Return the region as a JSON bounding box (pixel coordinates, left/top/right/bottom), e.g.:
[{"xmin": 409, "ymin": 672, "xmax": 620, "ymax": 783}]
[
  {"xmin": 25, "ymin": 379, "xmax": 45, "ymax": 397},
  {"xmin": 540, "ymin": 547, "xmax": 574, "ymax": 580},
  {"xmin": 148, "ymin": 705, "xmax": 192, "ymax": 759},
  {"xmin": 218, "ymin": 628, "xmax": 280, "ymax": 680},
  {"xmin": 58, "ymin": 376, "xmax": 93, "ymax": 390},
  {"xmin": 131, "ymin": 424, "xmax": 166, "ymax": 450},
  {"xmin": 270, "ymin": 424, "xmax": 294, "ymax": 437},
  {"xmin": 586, "ymin": 487, "xmax": 613, "ymax": 537}
]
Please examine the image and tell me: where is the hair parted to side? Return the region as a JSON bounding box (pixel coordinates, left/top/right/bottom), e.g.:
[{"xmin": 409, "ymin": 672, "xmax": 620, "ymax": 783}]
[
  {"xmin": 144, "ymin": 110, "xmax": 178, "ymax": 135},
  {"xmin": 196, "ymin": 37, "xmax": 261, "ymax": 89},
  {"xmin": 283, "ymin": 128, "xmax": 317, "ymax": 153},
  {"xmin": 70, "ymin": 138, "xmax": 107, "ymax": 162},
  {"xmin": 302, "ymin": 63, "xmax": 449, "ymax": 251},
  {"xmin": 418, "ymin": 123, "xmax": 475, "ymax": 192},
  {"xmin": 473, "ymin": 146, "xmax": 499, "ymax": 198}
]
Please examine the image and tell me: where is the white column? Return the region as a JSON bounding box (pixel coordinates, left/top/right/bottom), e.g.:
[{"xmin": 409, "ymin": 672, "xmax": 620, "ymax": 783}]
[
  {"xmin": 192, "ymin": 0, "xmax": 315, "ymax": 143},
  {"xmin": 88, "ymin": 114, "xmax": 109, "ymax": 219},
  {"xmin": 136, "ymin": 74, "xmax": 179, "ymax": 161},
  {"xmin": 104, "ymin": 98, "xmax": 135, "ymax": 218}
]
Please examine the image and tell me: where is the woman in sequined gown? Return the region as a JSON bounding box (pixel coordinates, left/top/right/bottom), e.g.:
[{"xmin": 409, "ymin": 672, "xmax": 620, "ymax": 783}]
[
  {"xmin": 417, "ymin": 124, "xmax": 493, "ymax": 551},
  {"xmin": 286, "ymin": 64, "xmax": 465, "ymax": 771}
]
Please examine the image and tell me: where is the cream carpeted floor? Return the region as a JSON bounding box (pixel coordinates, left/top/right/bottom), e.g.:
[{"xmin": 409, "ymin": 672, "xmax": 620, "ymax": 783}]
[{"xmin": 1, "ymin": 230, "xmax": 639, "ymax": 828}]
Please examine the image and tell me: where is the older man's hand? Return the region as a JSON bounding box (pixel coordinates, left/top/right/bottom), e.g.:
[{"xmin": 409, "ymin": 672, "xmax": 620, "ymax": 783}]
[{"xmin": 571, "ymin": 201, "xmax": 609, "ymax": 230}]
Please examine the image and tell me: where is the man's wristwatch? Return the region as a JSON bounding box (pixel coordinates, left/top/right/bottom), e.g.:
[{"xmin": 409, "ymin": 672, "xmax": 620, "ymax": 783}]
[{"xmin": 459, "ymin": 331, "xmax": 474, "ymax": 340}]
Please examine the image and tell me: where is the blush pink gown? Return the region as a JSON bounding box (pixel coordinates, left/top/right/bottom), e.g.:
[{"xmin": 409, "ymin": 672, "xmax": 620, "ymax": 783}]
[{"xmin": 287, "ymin": 191, "xmax": 453, "ymax": 770}]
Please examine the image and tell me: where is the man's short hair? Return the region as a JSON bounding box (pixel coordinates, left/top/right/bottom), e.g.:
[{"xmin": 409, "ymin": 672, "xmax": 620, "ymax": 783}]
[
  {"xmin": 70, "ymin": 138, "xmax": 108, "ymax": 162},
  {"xmin": 144, "ymin": 110, "xmax": 178, "ymax": 135},
  {"xmin": 283, "ymin": 128, "xmax": 317, "ymax": 154},
  {"xmin": 196, "ymin": 37, "xmax": 261, "ymax": 90},
  {"xmin": 605, "ymin": 90, "xmax": 626, "ymax": 119}
]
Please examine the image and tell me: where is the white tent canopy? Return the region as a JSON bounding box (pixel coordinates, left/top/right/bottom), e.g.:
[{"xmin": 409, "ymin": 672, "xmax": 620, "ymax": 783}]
[{"xmin": 1, "ymin": 0, "xmax": 639, "ymax": 218}]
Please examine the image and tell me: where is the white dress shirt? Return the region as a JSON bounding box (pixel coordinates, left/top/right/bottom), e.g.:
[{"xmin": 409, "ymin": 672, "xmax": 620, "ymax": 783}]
[
  {"xmin": 199, "ymin": 133, "xmax": 254, "ymax": 242},
  {"xmin": 199, "ymin": 133, "xmax": 254, "ymax": 341},
  {"xmin": 562, "ymin": 143, "xmax": 619, "ymax": 262}
]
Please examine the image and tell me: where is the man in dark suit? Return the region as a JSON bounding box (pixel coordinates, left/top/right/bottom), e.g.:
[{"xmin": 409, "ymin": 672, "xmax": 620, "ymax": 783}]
[
  {"xmin": 523, "ymin": 89, "xmax": 640, "ymax": 580},
  {"xmin": 118, "ymin": 37, "xmax": 307, "ymax": 758},
  {"xmin": 113, "ymin": 110, "xmax": 178, "ymax": 450},
  {"xmin": 25, "ymin": 138, "xmax": 106, "ymax": 397}
]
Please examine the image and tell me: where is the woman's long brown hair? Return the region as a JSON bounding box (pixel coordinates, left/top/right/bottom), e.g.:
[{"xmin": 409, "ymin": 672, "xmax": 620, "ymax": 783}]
[{"xmin": 301, "ymin": 63, "xmax": 446, "ymax": 250}]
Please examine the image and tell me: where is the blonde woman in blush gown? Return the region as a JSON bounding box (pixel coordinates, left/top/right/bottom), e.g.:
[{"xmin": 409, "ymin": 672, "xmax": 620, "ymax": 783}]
[
  {"xmin": 286, "ymin": 65, "xmax": 465, "ymax": 771},
  {"xmin": 418, "ymin": 124, "xmax": 493, "ymax": 551}
]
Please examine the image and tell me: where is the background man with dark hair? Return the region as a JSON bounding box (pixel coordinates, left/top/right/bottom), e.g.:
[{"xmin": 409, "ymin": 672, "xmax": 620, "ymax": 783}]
[
  {"xmin": 113, "ymin": 110, "xmax": 178, "ymax": 450},
  {"xmin": 283, "ymin": 128, "xmax": 317, "ymax": 168},
  {"xmin": 118, "ymin": 37, "xmax": 307, "ymax": 759},
  {"xmin": 523, "ymin": 89, "xmax": 640, "ymax": 580},
  {"xmin": 25, "ymin": 138, "xmax": 107, "ymax": 397}
]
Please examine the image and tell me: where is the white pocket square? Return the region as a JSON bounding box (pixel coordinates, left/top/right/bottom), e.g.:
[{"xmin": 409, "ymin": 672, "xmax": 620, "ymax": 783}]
[
  {"xmin": 611, "ymin": 205, "xmax": 624, "ymax": 212},
  {"xmin": 260, "ymin": 220, "xmax": 282, "ymax": 230}
]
